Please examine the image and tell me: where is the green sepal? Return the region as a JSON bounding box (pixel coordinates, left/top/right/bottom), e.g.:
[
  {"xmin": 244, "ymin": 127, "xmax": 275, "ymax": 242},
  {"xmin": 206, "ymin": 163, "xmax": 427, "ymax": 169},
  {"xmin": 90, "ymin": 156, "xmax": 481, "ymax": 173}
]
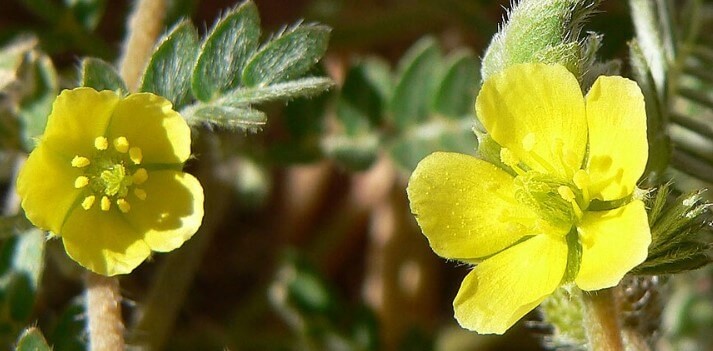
[
  {"xmin": 139, "ymin": 20, "xmax": 200, "ymax": 109},
  {"xmin": 80, "ymin": 57, "xmax": 127, "ymax": 94}
]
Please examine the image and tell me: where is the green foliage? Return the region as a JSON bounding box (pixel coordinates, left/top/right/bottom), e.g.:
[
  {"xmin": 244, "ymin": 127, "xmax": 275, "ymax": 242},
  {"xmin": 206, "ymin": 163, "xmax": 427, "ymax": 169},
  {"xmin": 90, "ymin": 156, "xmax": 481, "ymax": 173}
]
[
  {"xmin": 324, "ymin": 37, "xmax": 480, "ymax": 173},
  {"xmin": 632, "ymin": 183, "xmax": 711, "ymax": 275},
  {"xmin": 49, "ymin": 298, "xmax": 87, "ymax": 351},
  {"xmin": 140, "ymin": 20, "xmax": 200, "ymax": 109},
  {"xmin": 192, "ymin": 1, "xmax": 261, "ymax": 101},
  {"xmin": 0, "ymin": 227, "xmax": 46, "ymax": 344},
  {"xmin": 270, "ymin": 251, "xmax": 379, "ymax": 351},
  {"xmin": 16, "ymin": 51, "xmax": 58, "ymax": 151},
  {"xmin": 80, "ymin": 57, "xmax": 127, "ymax": 93},
  {"xmin": 135, "ymin": 0, "xmax": 335, "ymax": 131},
  {"xmin": 14, "ymin": 327, "xmax": 50, "ymax": 351}
]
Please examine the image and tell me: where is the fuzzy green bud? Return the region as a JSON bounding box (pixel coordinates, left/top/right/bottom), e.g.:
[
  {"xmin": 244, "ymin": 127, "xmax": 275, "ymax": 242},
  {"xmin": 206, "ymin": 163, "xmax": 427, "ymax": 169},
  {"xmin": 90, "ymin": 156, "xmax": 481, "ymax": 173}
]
[{"xmin": 481, "ymin": 0, "xmax": 600, "ymax": 81}]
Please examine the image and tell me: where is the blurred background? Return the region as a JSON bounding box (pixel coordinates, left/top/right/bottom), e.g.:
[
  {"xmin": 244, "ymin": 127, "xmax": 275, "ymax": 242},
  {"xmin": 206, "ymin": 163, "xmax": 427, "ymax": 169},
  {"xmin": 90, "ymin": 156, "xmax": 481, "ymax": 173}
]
[{"xmin": 3, "ymin": 1, "xmax": 713, "ymax": 351}]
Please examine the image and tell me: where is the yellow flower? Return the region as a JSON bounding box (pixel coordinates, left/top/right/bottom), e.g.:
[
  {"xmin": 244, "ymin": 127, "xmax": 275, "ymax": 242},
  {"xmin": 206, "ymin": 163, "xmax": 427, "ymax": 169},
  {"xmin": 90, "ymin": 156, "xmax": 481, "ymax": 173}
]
[
  {"xmin": 17, "ymin": 88, "xmax": 204, "ymax": 276},
  {"xmin": 407, "ymin": 63, "xmax": 651, "ymax": 334}
]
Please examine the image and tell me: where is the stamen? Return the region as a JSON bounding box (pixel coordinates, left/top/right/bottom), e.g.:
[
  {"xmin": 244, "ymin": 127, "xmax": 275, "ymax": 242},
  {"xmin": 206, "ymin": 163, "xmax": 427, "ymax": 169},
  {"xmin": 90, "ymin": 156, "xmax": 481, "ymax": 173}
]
[
  {"xmin": 94, "ymin": 136, "xmax": 109, "ymax": 150},
  {"xmin": 500, "ymin": 148, "xmax": 526, "ymax": 175},
  {"xmin": 113, "ymin": 137, "xmax": 129, "ymax": 153},
  {"xmin": 134, "ymin": 188, "xmax": 147, "ymax": 200},
  {"xmin": 117, "ymin": 198, "xmax": 131, "ymax": 213},
  {"xmin": 522, "ymin": 133, "xmax": 536, "ymax": 151},
  {"xmin": 71, "ymin": 156, "xmax": 90, "ymax": 168},
  {"xmin": 81, "ymin": 195, "xmax": 96, "ymax": 210},
  {"xmin": 100, "ymin": 196, "xmax": 111, "ymax": 211},
  {"xmin": 133, "ymin": 168, "xmax": 148, "ymax": 185},
  {"xmin": 129, "ymin": 147, "xmax": 143, "ymax": 164},
  {"xmin": 557, "ymin": 186, "xmax": 583, "ymax": 219},
  {"xmin": 74, "ymin": 176, "xmax": 89, "ymax": 188}
]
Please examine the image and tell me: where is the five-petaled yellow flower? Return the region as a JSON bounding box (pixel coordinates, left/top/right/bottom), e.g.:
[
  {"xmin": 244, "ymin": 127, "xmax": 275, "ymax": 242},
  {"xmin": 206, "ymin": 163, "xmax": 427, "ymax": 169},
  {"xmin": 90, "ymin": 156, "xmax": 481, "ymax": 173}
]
[
  {"xmin": 407, "ymin": 63, "xmax": 651, "ymax": 334},
  {"xmin": 17, "ymin": 88, "xmax": 204, "ymax": 276}
]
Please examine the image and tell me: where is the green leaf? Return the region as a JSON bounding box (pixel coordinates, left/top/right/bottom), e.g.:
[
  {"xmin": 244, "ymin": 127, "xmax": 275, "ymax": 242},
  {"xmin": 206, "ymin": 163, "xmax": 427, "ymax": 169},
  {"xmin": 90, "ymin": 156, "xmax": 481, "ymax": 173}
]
[
  {"xmin": 187, "ymin": 105, "xmax": 266, "ymax": 130},
  {"xmin": 432, "ymin": 50, "xmax": 479, "ymax": 118},
  {"xmin": 66, "ymin": 0, "xmax": 107, "ymax": 30},
  {"xmin": 218, "ymin": 77, "xmax": 333, "ymax": 106},
  {"xmin": 389, "ymin": 118, "xmax": 476, "ymax": 172},
  {"xmin": 15, "ymin": 327, "xmax": 50, "ymax": 351},
  {"xmin": 338, "ymin": 59, "xmax": 390, "ymax": 130},
  {"xmin": 192, "ymin": 1, "xmax": 261, "ymax": 101},
  {"xmin": 49, "ymin": 298, "xmax": 86, "ymax": 351},
  {"xmin": 0, "ymin": 36, "xmax": 37, "ymax": 91},
  {"xmin": 389, "ymin": 37, "xmax": 442, "ymax": 129},
  {"xmin": 0, "ymin": 228, "xmax": 46, "ymax": 322},
  {"xmin": 629, "ymin": 40, "xmax": 670, "ymax": 182},
  {"xmin": 140, "ymin": 20, "xmax": 199, "ymax": 109},
  {"xmin": 80, "ymin": 57, "xmax": 127, "ymax": 93},
  {"xmin": 322, "ymin": 133, "xmax": 379, "ymax": 171},
  {"xmin": 242, "ymin": 24, "xmax": 331, "ymax": 87},
  {"xmin": 18, "ymin": 52, "xmax": 59, "ymax": 152}
]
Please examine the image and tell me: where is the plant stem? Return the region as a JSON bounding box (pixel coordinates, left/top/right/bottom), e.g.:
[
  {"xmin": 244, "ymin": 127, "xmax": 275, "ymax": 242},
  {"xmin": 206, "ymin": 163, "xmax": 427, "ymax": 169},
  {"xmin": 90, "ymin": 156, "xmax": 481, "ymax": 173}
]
[
  {"xmin": 582, "ymin": 288, "xmax": 625, "ymax": 351},
  {"xmin": 118, "ymin": 0, "xmax": 167, "ymax": 91},
  {"xmin": 85, "ymin": 272, "xmax": 124, "ymax": 351}
]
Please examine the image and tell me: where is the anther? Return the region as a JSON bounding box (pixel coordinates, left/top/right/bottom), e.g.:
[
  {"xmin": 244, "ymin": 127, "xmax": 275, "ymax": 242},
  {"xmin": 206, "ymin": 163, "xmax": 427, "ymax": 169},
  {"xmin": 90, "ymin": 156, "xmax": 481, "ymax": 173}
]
[
  {"xmin": 81, "ymin": 195, "xmax": 96, "ymax": 210},
  {"xmin": 94, "ymin": 136, "xmax": 109, "ymax": 150},
  {"xmin": 71, "ymin": 156, "xmax": 90, "ymax": 168},
  {"xmin": 100, "ymin": 196, "xmax": 111, "ymax": 211},
  {"xmin": 129, "ymin": 147, "xmax": 143, "ymax": 164},
  {"xmin": 74, "ymin": 176, "xmax": 89, "ymax": 188},
  {"xmin": 117, "ymin": 198, "xmax": 131, "ymax": 213},
  {"xmin": 113, "ymin": 137, "xmax": 129, "ymax": 153},
  {"xmin": 134, "ymin": 188, "xmax": 147, "ymax": 200},
  {"xmin": 557, "ymin": 186, "xmax": 576, "ymax": 202},
  {"xmin": 132, "ymin": 168, "xmax": 148, "ymax": 185},
  {"xmin": 557, "ymin": 186, "xmax": 584, "ymax": 219}
]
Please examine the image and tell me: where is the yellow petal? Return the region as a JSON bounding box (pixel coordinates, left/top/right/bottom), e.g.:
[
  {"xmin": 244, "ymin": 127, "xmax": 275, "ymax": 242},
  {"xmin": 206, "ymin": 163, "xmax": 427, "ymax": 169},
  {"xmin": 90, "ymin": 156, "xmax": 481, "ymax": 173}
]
[
  {"xmin": 41, "ymin": 88, "xmax": 120, "ymax": 158},
  {"xmin": 476, "ymin": 63, "xmax": 587, "ymax": 178},
  {"xmin": 584, "ymin": 76, "xmax": 648, "ymax": 201},
  {"xmin": 61, "ymin": 205, "xmax": 151, "ymax": 276},
  {"xmin": 106, "ymin": 93, "xmax": 190, "ymax": 164},
  {"xmin": 407, "ymin": 152, "xmax": 543, "ymax": 260},
  {"xmin": 16, "ymin": 144, "xmax": 82, "ymax": 234},
  {"xmin": 575, "ymin": 200, "xmax": 651, "ymax": 290},
  {"xmin": 122, "ymin": 171, "xmax": 204, "ymax": 252},
  {"xmin": 454, "ymin": 234, "xmax": 568, "ymax": 334}
]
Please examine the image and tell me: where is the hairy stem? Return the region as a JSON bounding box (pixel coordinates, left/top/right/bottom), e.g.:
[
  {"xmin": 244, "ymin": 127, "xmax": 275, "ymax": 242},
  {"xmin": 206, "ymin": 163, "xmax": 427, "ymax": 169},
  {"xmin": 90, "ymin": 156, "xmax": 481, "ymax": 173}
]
[
  {"xmin": 582, "ymin": 288, "xmax": 625, "ymax": 351},
  {"xmin": 85, "ymin": 273, "xmax": 124, "ymax": 351},
  {"xmin": 118, "ymin": 0, "xmax": 167, "ymax": 91}
]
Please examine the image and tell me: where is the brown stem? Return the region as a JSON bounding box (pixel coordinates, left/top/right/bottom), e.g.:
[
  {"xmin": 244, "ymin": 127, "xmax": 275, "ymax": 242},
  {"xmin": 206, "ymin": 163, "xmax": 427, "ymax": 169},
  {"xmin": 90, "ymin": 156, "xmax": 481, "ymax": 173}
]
[
  {"xmin": 85, "ymin": 273, "xmax": 124, "ymax": 351},
  {"xmin": 582, "ymin": 288, "xmax": 625, "ymax": 351},
  {"xmin": 118, "ymin": 0, "xmax": 167, "ymax": 91}
]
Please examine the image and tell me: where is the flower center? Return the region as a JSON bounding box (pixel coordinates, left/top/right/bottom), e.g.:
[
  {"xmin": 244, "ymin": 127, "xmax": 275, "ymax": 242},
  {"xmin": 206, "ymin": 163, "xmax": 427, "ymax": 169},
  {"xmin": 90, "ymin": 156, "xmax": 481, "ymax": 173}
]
[
  {"xmin": 513, "ymin": 172, "xmax": 585, "ymax": 230},
  {"xmin": 71, "ymin": 136, "xmax": 148, "ymax": 213}
]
